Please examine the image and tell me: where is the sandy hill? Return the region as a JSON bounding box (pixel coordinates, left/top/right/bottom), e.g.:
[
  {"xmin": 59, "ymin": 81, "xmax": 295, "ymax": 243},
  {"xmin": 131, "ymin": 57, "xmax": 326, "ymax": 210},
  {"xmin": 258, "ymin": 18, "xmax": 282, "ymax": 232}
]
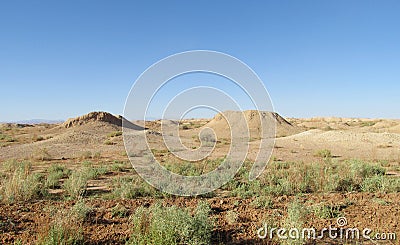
[
  {"xmin": 63, "ymin": 111, "xmax": 122, "ymax": 128},
  {"xmin": 0, "ymin": 111, "xmax": 146, "ymax": 161},
  {"xmin": 204, "ymin": 110, "xmax": 303, "ymax": 138}
]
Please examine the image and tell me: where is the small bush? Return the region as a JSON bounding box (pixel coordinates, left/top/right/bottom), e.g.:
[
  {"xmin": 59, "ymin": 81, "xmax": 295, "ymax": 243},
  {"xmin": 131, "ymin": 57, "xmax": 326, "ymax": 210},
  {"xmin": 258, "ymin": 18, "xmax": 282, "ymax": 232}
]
[
  {"xmin": 225, "ymin": 210, "xmax": 239, "ymax": 225},
  {"xmin": 0, "ymin": 161, "xmax": 45, "ymax": 203},
  {"xmin": 79, "ymin": 151, "xmax": 92, "ymax": 160},
  {"xmin": 107, "ymin": 131, "xmax": 122, "ymax": 137},
  {"xmin": 251, "ymin": 196, "xmax": 273, "ymax": 209},
  {"xmin": 110, "ymin": 176, "xmax": 158, "ymax": 199},
  {"xmin": 32, "ymin": 147, "xmax": 52, "ymax": 161},
  {"xmin": 111, "ymin": 203, "xmax": 129, "ymax": 218},
  {"xmin": 92, "ymin": 152, "xmax": 101, "ymax": 160},
  {"xmin": 71, "ymin": 200, "xmax": 92, "ymax": 222},
  {"xmin": 33, "ymin": 135, "xmax": 45, "ymax": 142},
  {"xmin": 127, "ymin": 201, "xmax": 212, "ymax": 245},
  {"xmin": 313, "ymin": 204, "xmax": 341, "ymax": 219},
  {"xmin": 282, "ymin": 199, "xmax": 307, "ymax": 245},
  {"xmin": 104, "ymin": 140, "xmax": 114, "ymax": 145},
  {"xmin": 39, "ymin": 205, "xmax": 86, "ymax": 245},
  {"xmin": 39, "ymin": 224, "xmax": 84, "ymax": 245},
  {"xmin": 45, "ymin": 164, "xmax": 71, "ymax": 188},
  {"xmin": 314, "ymin": 149, "xmax": 332, "ymax": 158},
  {"xmin": 63, "ymin": 171, "xmax": 88, "ymax": 199},
  {"xmin": 200, "ymin": 133, "xmax": 216, "ymax": 143}
]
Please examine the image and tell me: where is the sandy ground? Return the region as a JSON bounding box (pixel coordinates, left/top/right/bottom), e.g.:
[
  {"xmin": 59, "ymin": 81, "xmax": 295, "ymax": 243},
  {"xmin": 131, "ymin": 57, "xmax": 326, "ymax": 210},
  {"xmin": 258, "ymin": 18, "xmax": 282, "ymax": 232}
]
[{"xmin": 1, "ymin": 111, "xmax": 400, "ymax": 244}]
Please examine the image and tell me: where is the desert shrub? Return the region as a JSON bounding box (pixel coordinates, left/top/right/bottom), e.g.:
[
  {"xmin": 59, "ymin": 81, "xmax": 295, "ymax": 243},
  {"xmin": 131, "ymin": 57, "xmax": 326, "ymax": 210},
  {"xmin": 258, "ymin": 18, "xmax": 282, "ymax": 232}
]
[
  {"xmin": 63, "ymin": 164, "xmax": 108, "ymax": 198},
  {"xmin": 282, "ymin": 199, "xmax": 307, "ymax": 245},
  {"xmin": 109, "ymin": 162, "xmax": 126, "ymax": 172},
  {"xmin": 127, "ymin": 201, "xmax": 212, "ymax": 245},
  {"xmin": 0, "ymin": 133, "xmax": 16, "ymax": 142},
  {"xmin": 349, "ymin": 160, "xmax": 385, "ymax": 178},
  {"xmin": 312, "ymin": 204, "xmax": 342, "ymax": 219},
  {"xmin": 39, "ymin": 224, "xmax": 84, "ymax": 245},
  {"xmin": 32, "ymin": 147, "xmax": 52, "ymax": 161},
  {"xmin": 33, "ymin": 135, "xmax": 45, "ymax": 142},
  {"xmin": 108, "ymin": 131, "xmax": 122, "ymax": 137},
  {"xmin": 92, "ymin": 151, "xmax": 101, "ymax": 160},
  {"xmin": 165, "ymin": 162, "xmax": 203, "ymax": 176},
  {"xmin": 111, "ymin": 203, "xmax": 129, "ymax": 218},
  {"xmin": 39, "ymin": 204, "xmax": 87, "ymax": 245},
  {"xmin": 361, "ymin": 175, "xmax": 383, "ymax": 192},
  {"xmin": 0, "ymin": 161, "xmax": 45, "ymax": 203},
  {"xmin": 70, "ymin": 200, "xmax": 92, "ymax": 222},
  {"xmin": 110, "ymin": 176, "xmax": 158, "ymax": 199},
  {"xmin": 79, "ymin": 151, "xmax": 92, "ymax": 160},
  {"xmin": 104, "ymin": 140, "xmax": 114, "ymax": 145},
  {"xmin": 63, "ymin": 171, "xmax": 88, "ymax": 199},
  {"xmin": 361, "ymin": 121, "xmax": 376, "ymax": 127},
  {"xmin": 231, "ymin": 180, "xmax": 263, "ymax": 198},
  {"xmin": 251, "ymin": 196, "xmax": 273, "ymax": 209},
  {"xmin": 84, "ymin": 165, "xmax": 108, "ymax": 180},
  {"xmin": 225, "ymin": 210, "xmax": 239, "ymax": 225},
  {"xmin": 200, "ymin": 133, "xmax": 216, "ymax": 143},
  {"xmin": 314, "ymin": 149, "xmax": 332, "ymax": 158},
  {"xmin": 45, "ymin": 164, "xmax": 71, "ymax": 188}
]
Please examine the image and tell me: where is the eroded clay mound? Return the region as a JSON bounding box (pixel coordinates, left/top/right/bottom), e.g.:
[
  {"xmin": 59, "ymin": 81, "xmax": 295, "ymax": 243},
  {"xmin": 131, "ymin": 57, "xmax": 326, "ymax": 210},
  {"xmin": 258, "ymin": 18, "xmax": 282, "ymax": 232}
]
[
  {"xmin": 63, "ymin": 111, "xmax": 122, "ymax": 128},
  {"xmin": 205, "ymin": 110, "xmax": 303, "ymax": 138}
]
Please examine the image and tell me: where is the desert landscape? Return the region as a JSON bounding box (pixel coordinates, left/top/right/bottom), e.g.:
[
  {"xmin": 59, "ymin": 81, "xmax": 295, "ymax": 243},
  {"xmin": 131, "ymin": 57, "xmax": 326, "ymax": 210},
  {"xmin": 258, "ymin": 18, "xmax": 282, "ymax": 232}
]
[{"xmin": 0, "ymin": 110, "xmax": 399, "ymax": 244}]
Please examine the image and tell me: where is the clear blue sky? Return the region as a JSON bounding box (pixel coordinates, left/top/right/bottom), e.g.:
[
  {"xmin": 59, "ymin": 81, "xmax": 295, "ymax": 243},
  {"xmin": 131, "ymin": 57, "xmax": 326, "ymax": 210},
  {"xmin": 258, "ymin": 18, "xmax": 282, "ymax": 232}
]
[{"xmin": 1, "ymin": 0, "xmax": 399, "ymax": 121}]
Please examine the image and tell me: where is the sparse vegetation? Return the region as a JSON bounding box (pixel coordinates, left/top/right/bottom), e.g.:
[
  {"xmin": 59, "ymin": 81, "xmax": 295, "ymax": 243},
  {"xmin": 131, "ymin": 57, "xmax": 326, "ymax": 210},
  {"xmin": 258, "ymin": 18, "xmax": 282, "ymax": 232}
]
[
  {"xmin": 312, "ymin": 203, "xmax": 342, "ymax": 219},
  {"xmin": 226, "ymin": 159, "xmax": 398, "ymax": 197}
]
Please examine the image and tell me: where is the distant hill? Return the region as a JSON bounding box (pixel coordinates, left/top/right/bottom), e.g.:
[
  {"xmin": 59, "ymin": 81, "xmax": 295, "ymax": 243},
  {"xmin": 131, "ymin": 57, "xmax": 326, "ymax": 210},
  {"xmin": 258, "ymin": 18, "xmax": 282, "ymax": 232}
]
[{"xmin": 1, "ymin": 119, "xmax": 64, "ymax": 124}]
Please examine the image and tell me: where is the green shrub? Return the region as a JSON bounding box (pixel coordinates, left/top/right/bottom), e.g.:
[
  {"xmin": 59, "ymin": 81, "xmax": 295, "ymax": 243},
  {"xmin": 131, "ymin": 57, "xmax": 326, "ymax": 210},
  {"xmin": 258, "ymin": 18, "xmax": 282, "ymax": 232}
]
[
  {"xmin": 110, "ymin": 176, "xmax": 158, "ymax": 199},
  {"xmin": 127, "ymin": 201, "xmax": 212, "ymax": 245},
  {"xmin": 313, "ymin": 204, "xmax": 342, "ymax": 219},
  {"xmin": 45, "ymin": 164, "xmax": 71, "ymax": 188},
  {"xmin": 39, "ymin": 205, "xmax": 86, "ymax": 245},
  {"xmin": 282, "ymin": 199, "xmax": 307, "ymax": 245},
  {"xmin": 71, "ymin": 200, "xmax": 92, "ymax": 222},
  {"xmin": 63, "ymin": 171, "xmax": 88, "ymax": 199},
  {"xmin": 40, "ymin": 224, "xmax": 84, "ymax": 245},
  {"xmin": 79, "ymin": 151, "xmax": 92, "ymax": 160},
  {"xmin": 0, "ymin": 161, "xmax": 45, "ymax": 203},
  {"xmin": 251, "ymin": 196, "xmax": 273, "ymax": 209}
]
